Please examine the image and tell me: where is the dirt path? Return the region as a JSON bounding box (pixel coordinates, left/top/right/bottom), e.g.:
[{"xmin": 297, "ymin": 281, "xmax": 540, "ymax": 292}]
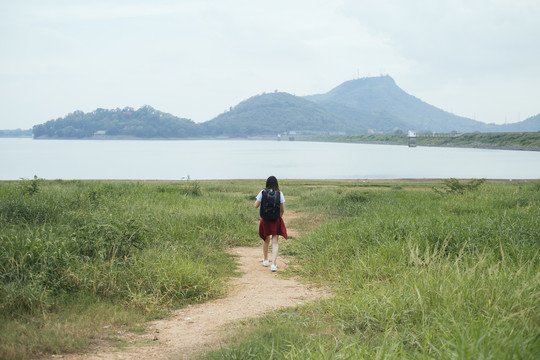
[{"xmin": 59, "ymin": 212, "xmax": 330, "ymax": 360}]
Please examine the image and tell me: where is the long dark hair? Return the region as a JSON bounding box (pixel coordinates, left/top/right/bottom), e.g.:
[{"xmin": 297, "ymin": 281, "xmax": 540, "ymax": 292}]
[{"xmin": 265, "ymin": 176, "xmax": 279, "ymax": 191}]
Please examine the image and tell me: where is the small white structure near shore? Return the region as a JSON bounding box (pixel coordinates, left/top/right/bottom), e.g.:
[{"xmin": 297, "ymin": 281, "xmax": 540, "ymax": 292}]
[{"xmin": 408, "ymin": 130, "xmax": 417, "ymax": 147}]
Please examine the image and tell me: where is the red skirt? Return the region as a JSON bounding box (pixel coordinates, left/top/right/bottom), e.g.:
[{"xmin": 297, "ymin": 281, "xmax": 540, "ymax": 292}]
[{"xmin": 259, "ymin": 217, "xmax": 288, "ymax": 240}]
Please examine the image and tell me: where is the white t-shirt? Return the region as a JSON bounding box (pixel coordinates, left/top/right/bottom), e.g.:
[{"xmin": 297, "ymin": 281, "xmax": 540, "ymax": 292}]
[{"xmin": 256, "ymin": 189, "xmax": 285, "ymax": 203}]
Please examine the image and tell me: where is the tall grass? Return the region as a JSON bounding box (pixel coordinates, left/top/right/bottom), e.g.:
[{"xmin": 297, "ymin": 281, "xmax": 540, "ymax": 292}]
[
  {"xmin": 2, "ymin": 179, "xmax": 539, "ymax": 359},
  {"xmin": 204, "ymin": 180, "xmax": 540, "ymax": 359},
  {"xmin": 0, "ymin": 179, "xmax": 261, "ymax": 358}
]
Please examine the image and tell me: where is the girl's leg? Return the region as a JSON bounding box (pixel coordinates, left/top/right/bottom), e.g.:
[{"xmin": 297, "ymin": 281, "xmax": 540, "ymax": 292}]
[
  {"xmin": 271, "ymin": 235, "xmax": 279, "ymax": 265},
  {"xmin": 263, "ymin": 236, "xmax": 271, "ymax": 262}
]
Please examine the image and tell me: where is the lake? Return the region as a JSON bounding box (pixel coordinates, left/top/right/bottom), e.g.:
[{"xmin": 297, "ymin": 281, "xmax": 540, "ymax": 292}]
[{"xmin": 1, "ymin": 138, "xmax": 539, "ymax": 180}]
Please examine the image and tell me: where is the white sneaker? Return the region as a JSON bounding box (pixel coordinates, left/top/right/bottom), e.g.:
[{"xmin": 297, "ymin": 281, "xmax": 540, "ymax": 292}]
[
  {"xmin": 271, "ymin": 264, "xmax": 277, "ymax": 272},
  {"xmin": 262, "ymin": 260, "xmax": 269, "ymax": 267}
]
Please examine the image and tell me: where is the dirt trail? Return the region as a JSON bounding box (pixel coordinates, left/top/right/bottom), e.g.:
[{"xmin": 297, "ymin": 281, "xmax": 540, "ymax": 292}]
[{"xmin": 59, "ymin": 211, "xmax": 330, "ymax": 360}]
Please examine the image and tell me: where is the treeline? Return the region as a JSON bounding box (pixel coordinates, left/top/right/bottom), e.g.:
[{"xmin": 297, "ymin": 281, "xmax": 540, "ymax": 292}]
[
  {"xmin": 28, "ymin": 103, "xmax": 540, "ymax": 145},
  {"xmin": 0, "ymin": 129, "xmax": 32, "ymax": 137},
  {"xmin": 32, "ymin": 106, "xmax": 201, "ymax": 139}
]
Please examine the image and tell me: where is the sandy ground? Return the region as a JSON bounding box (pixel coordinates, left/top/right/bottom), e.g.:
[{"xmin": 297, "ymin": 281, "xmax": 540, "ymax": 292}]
[{"xmin": 56, "ymin": 211, "xmax": 331, "ymax": 360}]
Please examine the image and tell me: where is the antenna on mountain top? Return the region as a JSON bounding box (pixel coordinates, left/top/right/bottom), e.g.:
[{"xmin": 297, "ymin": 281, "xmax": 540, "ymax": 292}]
[{"xmin": 357, "ymin": 69, "xmax": 359, "ymax": 79}]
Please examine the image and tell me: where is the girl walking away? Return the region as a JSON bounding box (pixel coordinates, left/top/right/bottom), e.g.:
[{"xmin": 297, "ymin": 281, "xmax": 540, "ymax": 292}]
[{"xmin": 254, "ymin": 176, "xmax": 287, "ymax": 272}]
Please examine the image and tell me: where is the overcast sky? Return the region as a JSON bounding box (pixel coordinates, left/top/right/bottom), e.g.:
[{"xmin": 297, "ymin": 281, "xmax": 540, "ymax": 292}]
[{"xmin": 1, "ymin": 0, "xmax": 539, "ymax": 129}]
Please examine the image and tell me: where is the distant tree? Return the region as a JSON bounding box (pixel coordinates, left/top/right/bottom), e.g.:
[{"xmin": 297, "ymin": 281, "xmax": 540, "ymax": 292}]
[{"xmin": 61, "ymin": 126, "xmax": 77, "ymax": 138}]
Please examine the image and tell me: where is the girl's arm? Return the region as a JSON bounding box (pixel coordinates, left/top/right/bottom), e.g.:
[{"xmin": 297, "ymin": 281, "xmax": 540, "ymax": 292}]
[{"xmin": 254, "ymin": 199, "xmax": 261, "ymax": 208}]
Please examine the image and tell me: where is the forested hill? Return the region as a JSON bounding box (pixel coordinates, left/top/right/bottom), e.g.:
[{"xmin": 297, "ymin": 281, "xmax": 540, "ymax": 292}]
[
  {"xmin": 32, "ymin": 106, "xmax": 201, "ymax": 139},
  {"xmin": 201, "ymin": 92, "xmax": 360, "ymax": 136}
]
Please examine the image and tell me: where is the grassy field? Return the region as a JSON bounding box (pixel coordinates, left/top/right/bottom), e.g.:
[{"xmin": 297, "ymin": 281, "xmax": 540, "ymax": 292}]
[
  {"xmin": 301, "ymin": 132, "xmax": 540, "ymax": 151},
  {"xmin": 1, "ymin": 178, "xmax": 539, "ymax": 359},
  {"xmin": 0, "ymin": 178, "xmax": 261, "ymax": 359},
  {"xmin": 202, "ymin": 179, "xmax": 540, "ymax": 359}
]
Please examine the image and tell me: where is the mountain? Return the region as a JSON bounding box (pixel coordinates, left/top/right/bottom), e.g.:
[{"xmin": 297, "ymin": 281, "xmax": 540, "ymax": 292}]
[
  {"xmin": 201, "ymin": 91, "xmax": 361, "ymax": 136},
  {"xmin": 204, "ymin": 75, "xmax": 512, "ymax": 135},
  {"xmin": 305, "ymin": 75, "xmax": 491, "ymax": 133}
]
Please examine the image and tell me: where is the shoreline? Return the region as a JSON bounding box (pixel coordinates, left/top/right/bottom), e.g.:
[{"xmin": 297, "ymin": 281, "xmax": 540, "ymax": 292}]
[
  {"xmin": 7, "ymin": 135, "xmax": 536, "ymax": 152},
  {"xmin": 295, "ymin": 139, "xmax": 540, "ymax": 152}
]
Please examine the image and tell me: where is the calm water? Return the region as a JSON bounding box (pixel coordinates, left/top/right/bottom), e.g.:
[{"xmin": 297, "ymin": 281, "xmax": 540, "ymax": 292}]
[{"xmin": 1, "ymin": 138, "xmax": 539, "ymax": 180}]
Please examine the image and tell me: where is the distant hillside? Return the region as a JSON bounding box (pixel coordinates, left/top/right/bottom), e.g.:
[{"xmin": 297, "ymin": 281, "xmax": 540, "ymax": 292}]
[
  {"xmin": 201, "ymin": 92, "xmax": 357, "ymax": 136},
  {"xmin": 29, "ymin": 76, "xmax": 539, "ymax": 139},
  {"xmin": 305, "ymin": 76, "xmax": 491, "ymax": 133},
  {"xmin": 494, "ymin": 113, "xmax": 540, "ymax": 132},
  {"xmin": 32, "ymin": 106, "xmax": 201, "ymax": 139}
]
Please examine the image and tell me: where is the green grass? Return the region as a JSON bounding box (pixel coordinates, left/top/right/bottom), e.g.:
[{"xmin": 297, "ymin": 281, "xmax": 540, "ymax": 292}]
[
  {"xmin": 417, "ymin": 132, "xmax": 540, "ymax": 150},
  {"xmin": 0, "ymin": 295, "xmax": 146, "ymax": 360},
  {"xmin": 0, "ymin": 178, "xmax": 262, "ymax": 358},
  {"xmin": 1, "ymin": 179, "xmax": 539, "ymax": 359},
  {"xmin": 300, "ymin": 132, "xmax": 540, "ymax": 151},
  {"xmin": 202, "ymin": 180, "xmax": 540, "ymax": 360}
]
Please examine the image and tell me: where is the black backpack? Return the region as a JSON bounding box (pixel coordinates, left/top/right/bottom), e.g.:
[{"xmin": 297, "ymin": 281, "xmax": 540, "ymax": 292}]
[{"xmin": 260, "ymin": 189, "xmax": 281, "ymax": 220}]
